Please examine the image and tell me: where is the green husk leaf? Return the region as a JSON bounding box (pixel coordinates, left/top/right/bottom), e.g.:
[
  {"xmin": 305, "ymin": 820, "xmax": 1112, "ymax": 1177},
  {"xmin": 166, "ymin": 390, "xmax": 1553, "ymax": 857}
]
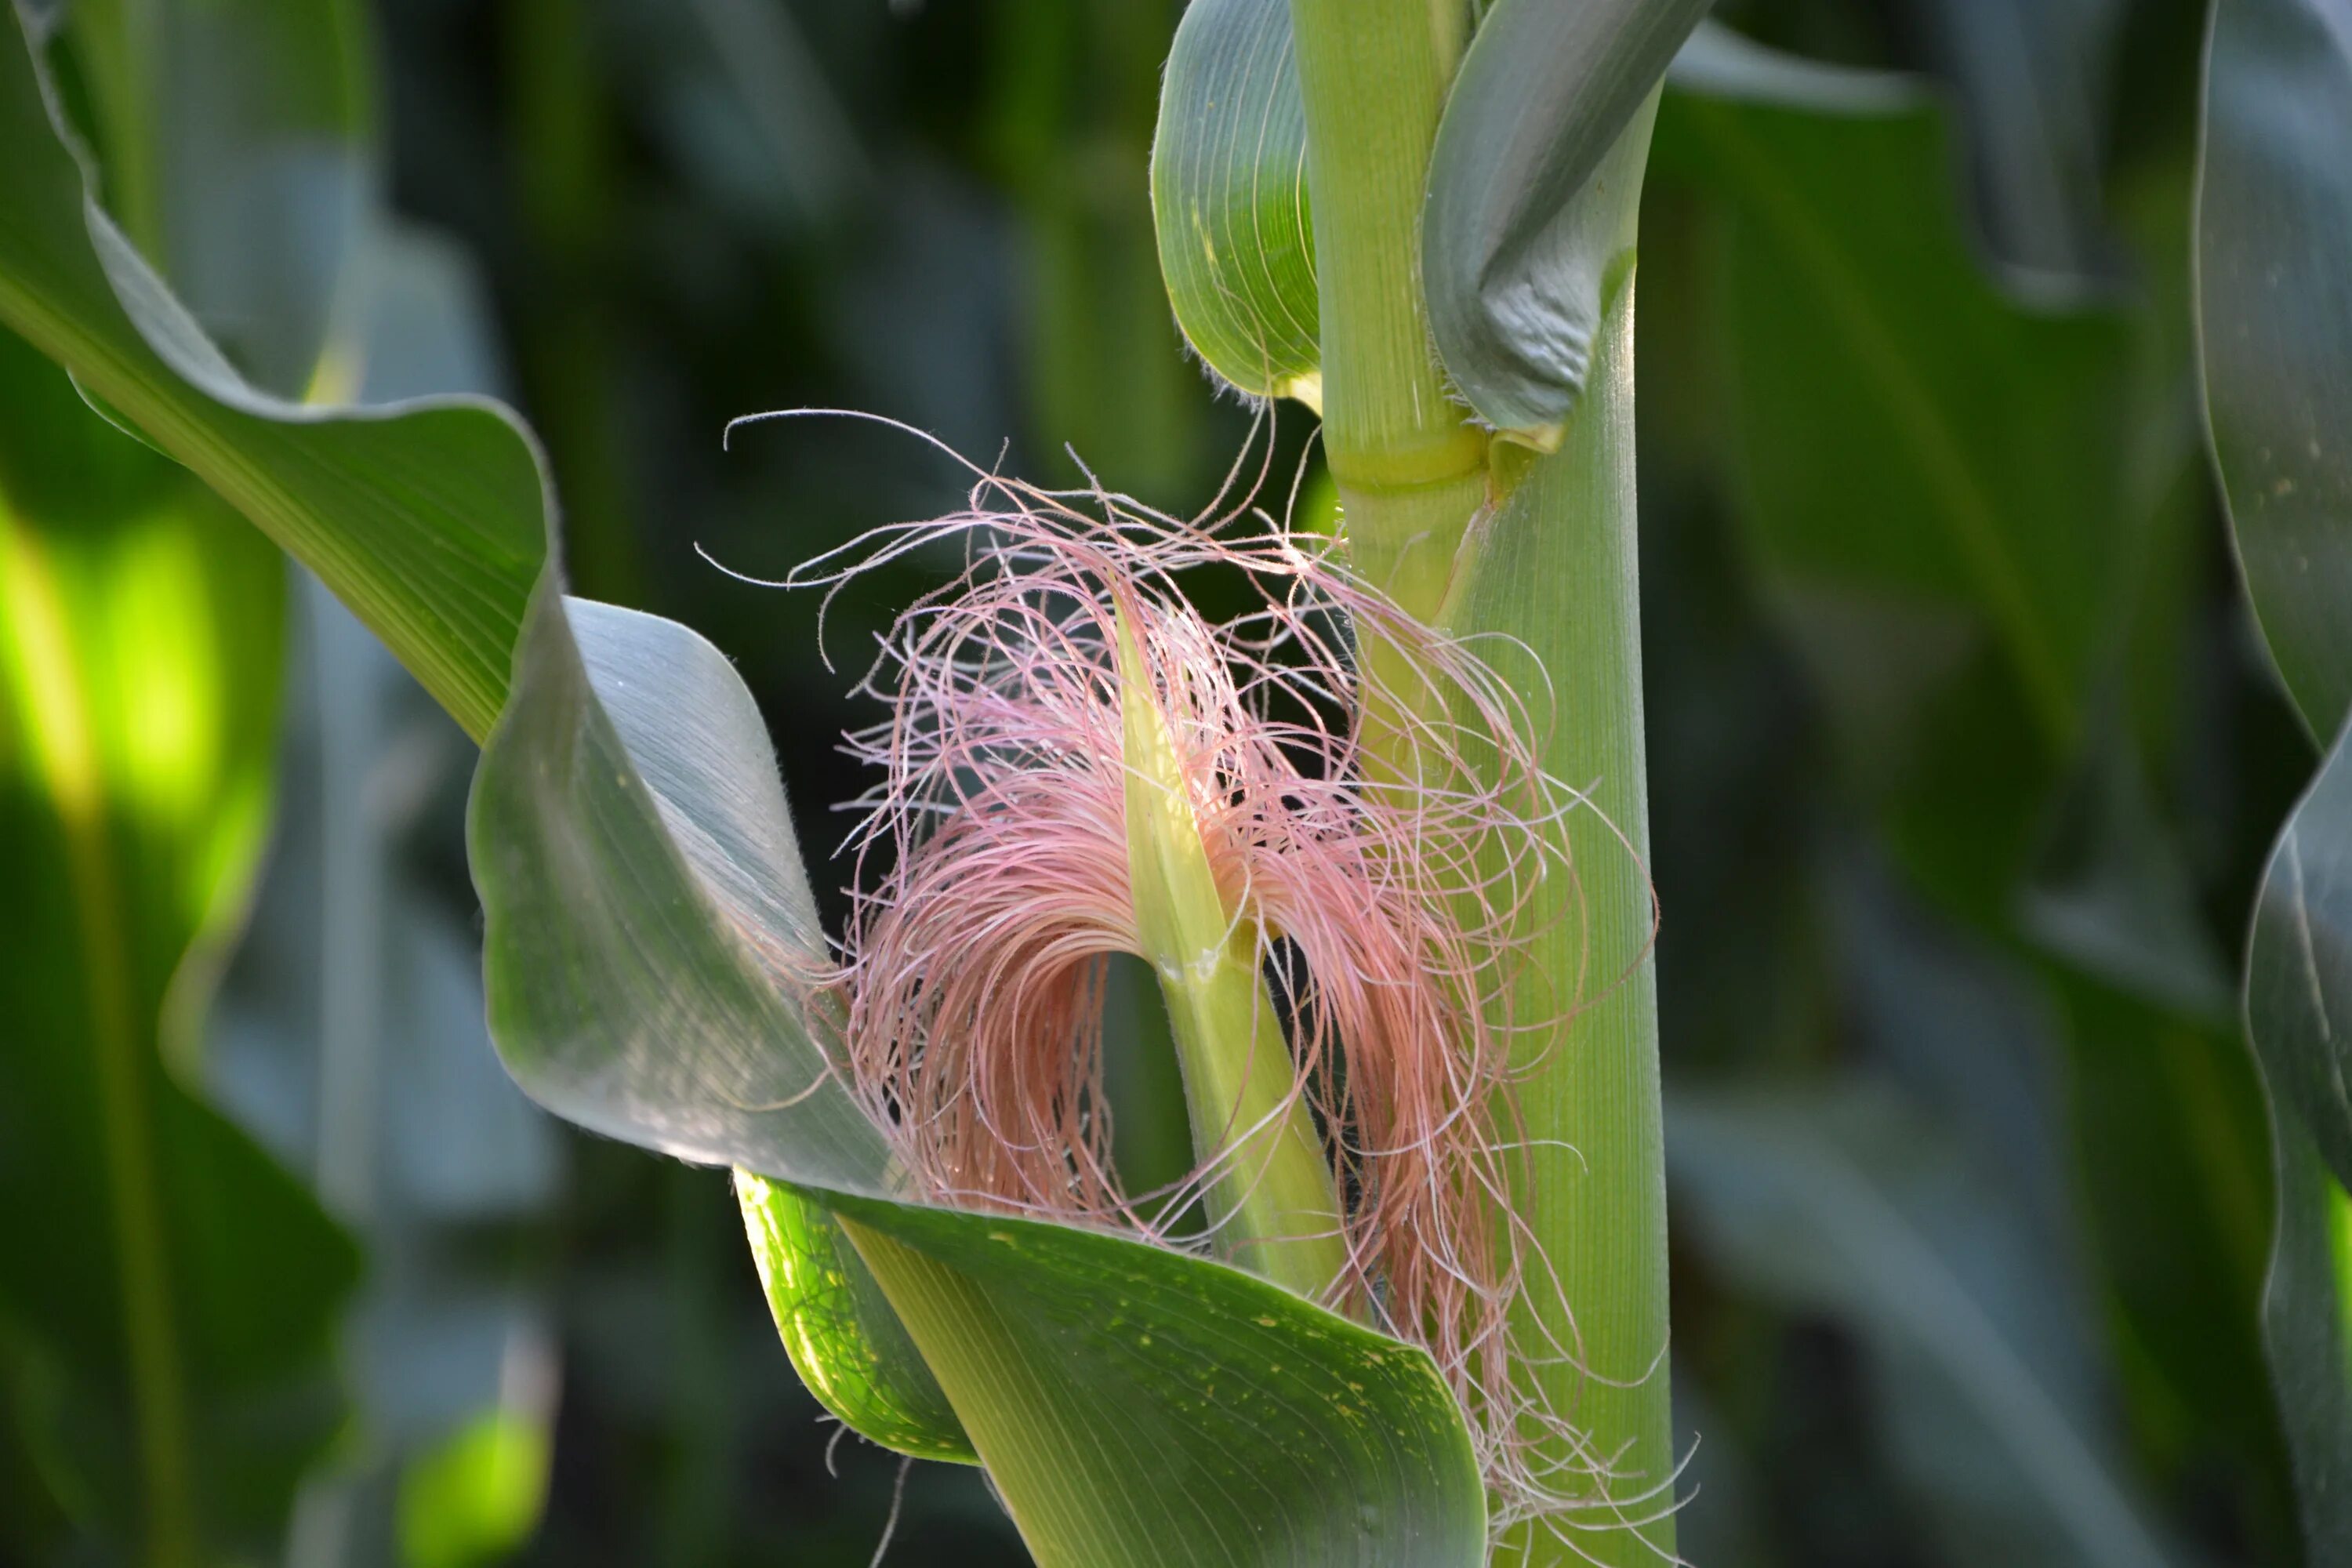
[
  {"xmin": 0, "ymin": 9, "xmax": 1487, "ymax": 1558},
  {"xmin": 737, "ymin": 1174, "xmax": 973, "ymax": 1465},
  {"xmin": 830, "ymin": 1191, "xmax": 1483, "ymax": 1567},
  {"xmin": 1148, "ymin": 0, "xmax": 1319, "ymax": 407},
  {"xmin": 1421, "ymin": 0, "xmax": 1710, "ymax": 445}
]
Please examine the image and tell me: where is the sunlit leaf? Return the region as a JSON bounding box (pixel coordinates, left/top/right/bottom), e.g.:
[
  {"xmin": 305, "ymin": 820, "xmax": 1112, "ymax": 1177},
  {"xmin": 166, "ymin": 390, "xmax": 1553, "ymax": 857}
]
[
  {"xmin": 738, "ymin": 1174, "xmax": 973, "ymax": 1464},
  {"xmin": 397, "ymin": 1406, "xmax": 553, "ymax": 1568},
  {"xmin": 1148, "ymin": 0, "xmax": 1319, "ymax": 407},
  {"xmin": 0, "ymin": 332, "xmax": 358, "ymax": 1561},
  {"xmin": 0, "ymin": 21, "xmax": 543, "ymax": 742}
]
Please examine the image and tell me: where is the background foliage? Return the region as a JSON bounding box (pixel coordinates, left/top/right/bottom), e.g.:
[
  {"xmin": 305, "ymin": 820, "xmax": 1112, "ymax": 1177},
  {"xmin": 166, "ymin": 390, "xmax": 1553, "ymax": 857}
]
[{"xmin": 0, "ymin": 0, "xmax": 2321, "ymax": 1564}]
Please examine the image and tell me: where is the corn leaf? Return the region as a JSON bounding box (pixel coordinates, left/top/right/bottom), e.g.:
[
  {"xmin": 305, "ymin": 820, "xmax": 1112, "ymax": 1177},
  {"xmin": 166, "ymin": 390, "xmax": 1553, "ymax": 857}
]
[
  {"xmin": 0, "ymin": 330, "xmax": 359, "ymax": 1563},
  {"xmin": 737, "ymin": 1174, "xmax": 974, "ymax": 1465},
  {"xmin": 60, "ymin": 0, "xmax": 374, "ymax": 397},
  {"xmin": 2197, "ymin": 0, "xmax": 2352, "ymax": 1553},
  {"xmin": 2198, "ymin": 0, "xmax": 2352, "ymax": 743},
  {"xmin": 1421, "ymin": 0, "xmax": 1710, "ymax": 445},
  {"xmin": 0, "ymin": 11, "xmax": 1488, "ymax": 1560},
  {"xmin": 1657, "ymin": 26, "xmax": 2140, "ymax": 923},
  {"xmin": 1148, "ymin": 0, "xmax": 1319, "ymax": 406},
  {"xmin": 1668, "ymin": 1083, "xmax": 2181, "ymax": 1568}
]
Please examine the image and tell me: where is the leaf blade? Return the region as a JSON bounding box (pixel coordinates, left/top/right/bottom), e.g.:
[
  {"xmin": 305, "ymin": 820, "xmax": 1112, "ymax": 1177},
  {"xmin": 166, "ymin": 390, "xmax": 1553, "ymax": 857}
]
[
  {"xmin": 1149, "ymin": 0, "xmax": 1320, "ymax": 406},
  {"xmin": 1421, "ymin": 0, "xmax": 1710, "ymax": 442}
]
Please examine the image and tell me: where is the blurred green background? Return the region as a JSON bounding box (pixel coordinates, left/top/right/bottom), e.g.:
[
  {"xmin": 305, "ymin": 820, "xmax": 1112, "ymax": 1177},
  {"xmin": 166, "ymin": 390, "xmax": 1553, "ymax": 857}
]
[{"xmin": 0, "ymin": 0, "xmax": 2311, "ymax": 1564}]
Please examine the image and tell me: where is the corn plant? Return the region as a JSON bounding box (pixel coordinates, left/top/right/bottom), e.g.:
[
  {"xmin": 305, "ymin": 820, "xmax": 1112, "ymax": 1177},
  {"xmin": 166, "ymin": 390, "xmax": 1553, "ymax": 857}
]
[
  {"xmin": 13, "ymin": 0, "xmax": 2352, "ymax": 1563},
  {"xmin": 0, "ymin": 0, "xmax": 1722, "ymax": 1560}
]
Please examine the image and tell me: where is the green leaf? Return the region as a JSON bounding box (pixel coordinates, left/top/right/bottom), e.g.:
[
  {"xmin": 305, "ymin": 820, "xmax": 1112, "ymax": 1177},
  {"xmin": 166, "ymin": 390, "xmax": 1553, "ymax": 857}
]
[
  {"xmin": 1668, "ymin": 1081, "xmax": 2182, "ymax": 1568},
  {"xmin": 2197, "ymin": 0, "xmax": 2352, "ymax": 744},
  {"xmin": 1148, "ymin": 0, "xmax": 1319, "ymax": 407},
  {"xmin": 1905, "ymin": 0, "xmax": 2123, "ymax": 274},
  {"xmin": 0, "ymin": 331, "xmax": 358, "ymax": 1562},
  {"xmin": 2264, "ymin": 1123, "xmax": 2352, "ymax": 1555},
  {"xmin": 1420, "ymin": 0, "xmax": 1710, "ymax": 445},
  {"xmin": 1657, "ymin": 25, "xmax": 2140, "ymax": 916},
  {"xmin": 2198, "ymin": 1, "xmax": 2352, "ymax": 1552},
  {"xmin": 61, "ymin": 0, "xmax": 375, "ymax": 396},
  {"xmin": 397, "ymin": 1406, "xmax": 553, "ymax": 1568},
  {"xmin": 827, "ymin": 1190, "xmax": 1485, "ymax": 1568},
  {"xmin": 470, "ymin": 595, "xmax": 891, "ymax": 1184},
  {"xmin": 737, "ymin": 1174, "xmax": 973, "ymax": 1464},
  {"xmin": 209, "ymin": 227, "xmax": 560, "ymax": 1561},
  {"xmin": 0, "ymin": 11, "xmax": 1490, "ymax": 1559},
  {"xmin": 0, "ymin": 18, "xmax": 543, "ymax": 742},
  {"xmin": 2246, "ymin": 724, "xmax": 2352, "ymax": 1195}
]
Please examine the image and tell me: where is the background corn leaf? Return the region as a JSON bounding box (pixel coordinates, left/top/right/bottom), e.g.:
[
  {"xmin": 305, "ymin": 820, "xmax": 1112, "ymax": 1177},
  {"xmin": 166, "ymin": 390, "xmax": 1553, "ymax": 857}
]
[
  {"xmin": 0, "ymin": 327, "xmax": 359, "ymax": 1562},
  {"xmin": 59, "ymin": 0, "xmax": 373, "ymax": 397},
  {"xmin": 2197, "ymin": 0, "xmax": 2352, "ymax": 742},
  {"xmin": 0, "ymin": 0, "xmax": 380, "ymax": 1554},
  {"xmin": 1668, "ymin": 1082, "xmax": 2180, "ymax": 1568},
  {"xmin": 0, "ymin": 14, "xmax": 540, "ymax": 742},
  {"xmin": 1900, "ymin": 0, "xmax": 2124, "ymax": 276},
  {"xmin": 1646, "ymin": 14, "xmax": 2289, "ymax": 1559},
  {"xmin": 209, "ymin": 224, "xmax": 563, "ymax": 1568},
  {"xmin": 1148, "ymin": 0, "xmax": 1318, "ymax": 407},
  {"xmin": 1420, "ymin": 0, "xmax": 1711, "ymax": 445},
  {"xmin": 0, "ymin": 8, "xmax": 1490, "ymax": 1560},
  {"xmin": 1657, "ymin": 25, "xmax": 2141, "ymax": 924},
  {"xmin": 2197, "ymin": 0, "xmax": 2352, "ymax": 1555}
]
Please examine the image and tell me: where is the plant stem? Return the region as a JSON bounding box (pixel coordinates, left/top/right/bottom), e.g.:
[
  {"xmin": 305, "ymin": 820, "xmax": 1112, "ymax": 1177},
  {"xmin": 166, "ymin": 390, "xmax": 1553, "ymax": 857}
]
[
  {"xmin": 1286, "ymin": 0, "xmax": 1487, "ymax": 625},
  {"xmin": 1118, "ymin": 612, "xmax": 1348, "ymax": 1299},
  {"xmin": 1450, "ymin": 281, "xmax": 1675, "ymax": 1565},
  {"xmin": 1286, "ymin": 2, "xmax": 1676, "ymax": 1557}
]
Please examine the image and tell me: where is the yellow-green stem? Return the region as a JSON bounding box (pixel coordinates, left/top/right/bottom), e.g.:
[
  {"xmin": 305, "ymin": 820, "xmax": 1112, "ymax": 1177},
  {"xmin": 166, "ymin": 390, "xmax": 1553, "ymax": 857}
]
[
  {"xmin": 1116, "ymin": 612, "xmax": 1348, "ymax": 1300},
  {"xmin": 1451, "ymin": 283, "xmax": 1675, "ymax": 1565},
  {"xmin": 1287, "ymin": 0, "xmax": 1486, "ymax": 623},
  {"xmin": 1287, "ymin": 2, "xmax": 1675, "ymax": 1559}
]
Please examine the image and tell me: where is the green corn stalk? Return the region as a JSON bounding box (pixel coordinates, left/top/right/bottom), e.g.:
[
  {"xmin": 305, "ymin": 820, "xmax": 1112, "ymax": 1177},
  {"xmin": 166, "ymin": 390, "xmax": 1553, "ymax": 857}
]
[{"xmin": 1292, "ymin": 7, "xmax": 1673, "ymax": 1565}]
